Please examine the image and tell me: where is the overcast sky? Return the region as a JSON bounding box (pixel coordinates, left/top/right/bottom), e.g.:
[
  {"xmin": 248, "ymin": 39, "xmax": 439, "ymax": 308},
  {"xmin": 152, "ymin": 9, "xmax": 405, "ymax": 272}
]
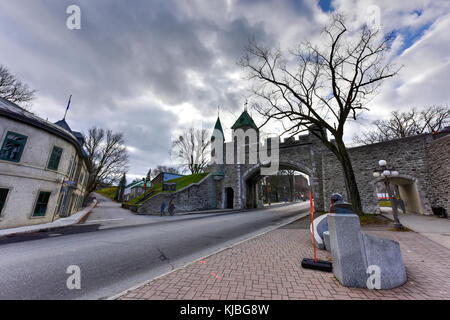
[{"xmin": 0, "ymin": 0, "xmax": 449, "ymax": 180}]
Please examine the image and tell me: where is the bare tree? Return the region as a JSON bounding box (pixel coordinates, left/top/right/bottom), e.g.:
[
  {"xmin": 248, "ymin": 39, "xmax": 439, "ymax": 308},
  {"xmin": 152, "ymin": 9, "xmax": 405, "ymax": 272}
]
[
  {"xmin": 354, "ymin": 105, "xmax": 450, "ymax": 144},
  {"xmin": 172, "ymin": 127, "xmax": 210, "ymax": 174},
  {"xmin": 0, "ymin": 65, "xmax": 36, "ymax": 104},
  {"xmin": 239, "ymin": 14, "xmax": 399, "ymax": 214},
  {"xmin": 280, "ymin": 169, "xmax": 296, "ymax": 201},
  {"xmin": 83, "ymin": 127, "xmax": 129, "ymax": 200},
  {"xmin": 267, "ymin": 174, "xmax": 281, "ymax": 202}
]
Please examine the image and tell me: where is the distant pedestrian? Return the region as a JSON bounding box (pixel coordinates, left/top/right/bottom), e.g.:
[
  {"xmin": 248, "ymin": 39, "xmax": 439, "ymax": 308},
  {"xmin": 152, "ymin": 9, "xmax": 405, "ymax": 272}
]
[
  {"xmin": 397, "ymin": 196, "xmax": 406, "ymax": 213},
  {"xmin": 168, "ymin": 200, "xmax": 175, "ymax": 216},
  {"xmin": 160, "ymin": 201, "xmax": 166, "ymax": 216},
  {"xmin": 391, "ymin": 196, "xmax": 398, "ymax": 212}
]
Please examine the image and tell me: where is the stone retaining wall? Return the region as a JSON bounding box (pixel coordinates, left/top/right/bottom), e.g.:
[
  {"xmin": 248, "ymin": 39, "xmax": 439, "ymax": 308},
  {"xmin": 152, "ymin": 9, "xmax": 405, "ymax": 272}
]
[
  {"xmin": 322, "ymin": 133, "xmax": 443, "ymax": 214},
  {"xmin": 136, "ymin": 174, "xmax": 216, "ymax": 214}
]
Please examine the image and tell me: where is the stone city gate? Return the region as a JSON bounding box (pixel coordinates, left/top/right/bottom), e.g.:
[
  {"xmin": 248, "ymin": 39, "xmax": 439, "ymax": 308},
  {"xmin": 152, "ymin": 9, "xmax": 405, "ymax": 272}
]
[
  {"xmin": 137, "ymin": 111, "xmax": 448, "ymax": 216},
  {"xmin": 211, "ymin": 125, "xmax": 329, "ymax": 213},
  {"xmin": 210, "ymin": 111, "xmax": 449, "ymax": 216}
]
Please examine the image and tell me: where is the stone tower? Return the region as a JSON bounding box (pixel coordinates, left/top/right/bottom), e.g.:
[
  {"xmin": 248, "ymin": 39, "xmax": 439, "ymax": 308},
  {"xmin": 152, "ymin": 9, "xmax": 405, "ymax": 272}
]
[
  {"xmin": 210, "ymin": 116, "xmax": 225, "ymax": 174},
  {"xmin": 230, "ymin": 109, "xmax": 259, "ymax": 165}
]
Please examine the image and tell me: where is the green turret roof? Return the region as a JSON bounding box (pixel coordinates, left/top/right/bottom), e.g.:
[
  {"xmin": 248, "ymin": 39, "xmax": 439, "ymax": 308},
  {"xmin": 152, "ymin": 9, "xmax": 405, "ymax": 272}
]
[
  {"xmin": 231, "ymin": 110, "xmax": 258, "ymax": 131},
  {"xmin": 211, "ymin": 117, "xmax": 224, "ymax": 141}
]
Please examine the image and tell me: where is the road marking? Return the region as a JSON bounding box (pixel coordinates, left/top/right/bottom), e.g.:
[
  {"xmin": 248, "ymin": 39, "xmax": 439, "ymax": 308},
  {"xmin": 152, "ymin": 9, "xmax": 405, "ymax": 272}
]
[{"xmin": 84, "ymin": 218, "xmax": 125, "ymax": 223}]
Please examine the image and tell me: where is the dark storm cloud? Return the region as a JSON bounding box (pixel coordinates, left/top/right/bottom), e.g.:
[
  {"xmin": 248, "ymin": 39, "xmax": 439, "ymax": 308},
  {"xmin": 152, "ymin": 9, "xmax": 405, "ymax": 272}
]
[
  {"xmin": 0, "ymin": 0, "xmax": 298, "ymax": 177},
  {"xmin": 3, "ymin": 0, "xmax": 446, "ymax": 177}
]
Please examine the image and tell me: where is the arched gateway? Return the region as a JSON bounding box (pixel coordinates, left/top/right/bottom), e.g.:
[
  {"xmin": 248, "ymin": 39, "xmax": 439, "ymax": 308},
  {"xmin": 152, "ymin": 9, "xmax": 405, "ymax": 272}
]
[
  {"xmin": 209, "ymin": 110, "xmax": 328, "ymax": 213},
  {"xmin": 241, "ymin": 161, "xmax": 313, "ymax": 209}
]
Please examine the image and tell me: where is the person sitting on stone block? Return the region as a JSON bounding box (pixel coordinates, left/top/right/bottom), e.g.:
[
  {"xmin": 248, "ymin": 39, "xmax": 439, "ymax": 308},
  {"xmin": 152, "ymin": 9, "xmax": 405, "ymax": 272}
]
[{"xmin": 329, "ymin": 193, "xmax": 355, "ymax": 214}]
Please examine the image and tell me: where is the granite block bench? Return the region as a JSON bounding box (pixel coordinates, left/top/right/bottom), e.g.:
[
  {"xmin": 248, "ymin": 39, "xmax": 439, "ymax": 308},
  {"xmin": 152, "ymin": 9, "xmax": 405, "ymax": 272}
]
[{"xmin": 327, "ymin": 213, "xmax": 407, "ymax": 289}]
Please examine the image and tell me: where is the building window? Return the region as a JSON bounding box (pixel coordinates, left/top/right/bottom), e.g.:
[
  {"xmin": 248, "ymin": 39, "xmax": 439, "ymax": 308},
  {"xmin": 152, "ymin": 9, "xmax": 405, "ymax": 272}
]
[
  {"xmin": 0, "ymin": 131, "xmax": 28, "ymax": 162},
  {"xmin": 67, "ymin": 155, "xmax": 74, "ymax": 175},
  {"xmin": 47, "ymin": 146, "xmax": 63, "ymax": 171},
  {"xmin": 70, "ymin": 158, "xmax": 78, "ymax": 180},
  {"xmin": 54, "ymin": 191, "xmax": 64, "ymax": 217},
  {"xmin": 77, "ymin": 195, "xmax": 83, "ymax": 210},
  {"xmin": 83, "ymin": 173, "xmax": 89, "ymax": 187},
  {"xmin": 32, "ymin": 191, "xmax": 51, "ymax": 217},
  {"xmin": 0, "ymin": 188, "xmax": 9, "ymax": 216}
]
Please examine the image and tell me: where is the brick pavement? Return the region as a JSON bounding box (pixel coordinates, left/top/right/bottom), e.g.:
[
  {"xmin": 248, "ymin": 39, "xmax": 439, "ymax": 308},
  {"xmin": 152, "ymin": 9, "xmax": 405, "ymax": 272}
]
[{"xmin": 117, "ymin": 223, "xmax": 450, "ymax": 300}]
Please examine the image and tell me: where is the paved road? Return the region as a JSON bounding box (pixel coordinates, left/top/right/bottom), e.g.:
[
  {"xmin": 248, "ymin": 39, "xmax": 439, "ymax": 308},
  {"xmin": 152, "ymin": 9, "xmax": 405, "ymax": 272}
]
[
  {"xmin": 84, "ymin": 193, "xmax": 244, "ymax": 230},
  {"xmin": 0, "ymin": 197, "xmax": 309, "ymax": 300}
]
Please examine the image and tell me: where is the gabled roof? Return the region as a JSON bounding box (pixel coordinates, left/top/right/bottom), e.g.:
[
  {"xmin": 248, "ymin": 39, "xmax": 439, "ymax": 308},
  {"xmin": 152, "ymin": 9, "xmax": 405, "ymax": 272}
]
[
  {"xmin": 126, "ymin": 180, "xmax": 151, "ymax": 189},
  {"xmin": 231, "ymin": 110, "xmax": 258, "ymax": 131},
  {"xmin": 125, "ymin": 181, "xmax": 139, "ymax": 188}
]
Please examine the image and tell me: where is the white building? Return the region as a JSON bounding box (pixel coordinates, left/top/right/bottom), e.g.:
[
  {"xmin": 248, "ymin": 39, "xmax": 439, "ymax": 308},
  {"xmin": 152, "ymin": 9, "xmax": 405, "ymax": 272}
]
[{"xmin": 0, "ymin": 97, "xmax": 89, "ymax": 230}]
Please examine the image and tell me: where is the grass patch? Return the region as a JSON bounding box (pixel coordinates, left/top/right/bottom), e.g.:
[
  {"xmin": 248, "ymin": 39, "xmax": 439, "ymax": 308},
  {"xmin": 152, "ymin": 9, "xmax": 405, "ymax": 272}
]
[
  {"xmin": 169, "ymin": 172, "xmax": 209, "ymax": 190},
  {"xmin": 127, "ymin": 173, "xmax": 209, "ymax": 205},
  {"xmin": 97, "ymin": 187, "xmax": 117, "ymax": 200},
  {"xmin": 388, "ymin": 226, "xmax": 411, "ymax": 232},
  {"xmin": 378, "ymin": 200, "xmax": 392, "ymax": 207},
  {"xmin": 359, "ymin": 214, "xmax": 385, "ymax": 226}
]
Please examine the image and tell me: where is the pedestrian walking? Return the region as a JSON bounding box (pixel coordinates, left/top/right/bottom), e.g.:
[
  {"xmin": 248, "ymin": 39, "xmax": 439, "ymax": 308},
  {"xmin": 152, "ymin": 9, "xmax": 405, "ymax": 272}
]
[
  {"xmin": 160, "ymin": 201, "xmax": 166, "ymax": 216},
  {"xmin": 168, "ymin": 200, "xmax": 175, "ymax": 216},
  {"xmin": 397, "ymin": 196, "xmax": 406, "ymax": 213}
]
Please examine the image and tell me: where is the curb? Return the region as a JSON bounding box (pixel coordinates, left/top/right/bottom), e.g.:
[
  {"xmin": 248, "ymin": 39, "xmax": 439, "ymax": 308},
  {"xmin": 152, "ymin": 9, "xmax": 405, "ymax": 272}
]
[
  {"xmin": 132, "ymin": 208, "xmax": 244, "ymax": 217},
  {"xmin": 77, "ymin": 199, "xmax": 98, "ymax": 224},
  {"xmin": 130, "ymin": 201, "xmax": 302, "ymax": 217},
  {"xmin": 0, "ymin": 199, "xmax": 98, "ymax": 239},
  {"xmin": 107, "ymin": 210, "xmax": 309, "ymax": 300}
]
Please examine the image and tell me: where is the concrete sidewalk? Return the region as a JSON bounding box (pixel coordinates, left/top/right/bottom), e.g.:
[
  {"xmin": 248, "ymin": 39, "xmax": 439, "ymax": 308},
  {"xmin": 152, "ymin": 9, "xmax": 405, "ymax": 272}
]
[
  {"xmin": 381, "ymin": 208, "xmax": 450, "ymax": 250},
  {"xmin": 115, "ymin": 217, "xmax": 450, "ymax": 300},
  {"xmin": 0, "ymin": 199, "xmax": 97, "ymax": 238}
]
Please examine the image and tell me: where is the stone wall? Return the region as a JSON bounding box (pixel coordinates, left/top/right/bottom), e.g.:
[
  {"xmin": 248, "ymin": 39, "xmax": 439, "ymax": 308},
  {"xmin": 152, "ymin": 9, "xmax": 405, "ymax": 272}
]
[
  {"xmin": 139, "ymin": 128, "xmax": 448, "ymax": 216},
  {"xmin": 322, "ymin": 134, "xmax": 436, "ymax": 214},
  {"xmin": 137, "ymin": 174, "xmax": 216, "ymax": 214},
  {"xmin": 427, "ymin": 134, "xmax": 450, "ymax": 214}
]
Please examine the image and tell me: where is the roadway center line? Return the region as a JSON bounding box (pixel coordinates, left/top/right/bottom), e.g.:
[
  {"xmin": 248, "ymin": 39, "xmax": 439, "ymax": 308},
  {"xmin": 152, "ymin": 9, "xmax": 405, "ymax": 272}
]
[{"xmin": 84, "ymin": 218, "xmax": 125, "ymax": 223}]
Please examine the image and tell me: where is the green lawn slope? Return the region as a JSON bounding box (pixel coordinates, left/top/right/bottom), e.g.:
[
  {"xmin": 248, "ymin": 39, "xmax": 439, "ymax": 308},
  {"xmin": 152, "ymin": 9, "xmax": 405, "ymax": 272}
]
[
  {"xmin": 97, "ymin": 187, "xmax": 118, "ymax": 200},
  {"xmin": 127, "ymin": 173, "xmax": 209, "ymax": 205}
]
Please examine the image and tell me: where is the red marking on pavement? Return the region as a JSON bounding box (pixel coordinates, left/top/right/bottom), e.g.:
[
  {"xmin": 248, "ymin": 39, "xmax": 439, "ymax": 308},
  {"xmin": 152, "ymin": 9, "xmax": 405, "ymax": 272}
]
[{"xmin": 198, "ymin": 259, "xmax": 221, "ymax": 280}]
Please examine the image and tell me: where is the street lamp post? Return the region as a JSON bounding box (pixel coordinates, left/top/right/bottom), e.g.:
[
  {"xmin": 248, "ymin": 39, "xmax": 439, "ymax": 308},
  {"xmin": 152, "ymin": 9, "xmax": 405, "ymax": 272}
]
[{"xmin": 373, "ymin": 160, "xmax": 404, "ymax": 230}]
